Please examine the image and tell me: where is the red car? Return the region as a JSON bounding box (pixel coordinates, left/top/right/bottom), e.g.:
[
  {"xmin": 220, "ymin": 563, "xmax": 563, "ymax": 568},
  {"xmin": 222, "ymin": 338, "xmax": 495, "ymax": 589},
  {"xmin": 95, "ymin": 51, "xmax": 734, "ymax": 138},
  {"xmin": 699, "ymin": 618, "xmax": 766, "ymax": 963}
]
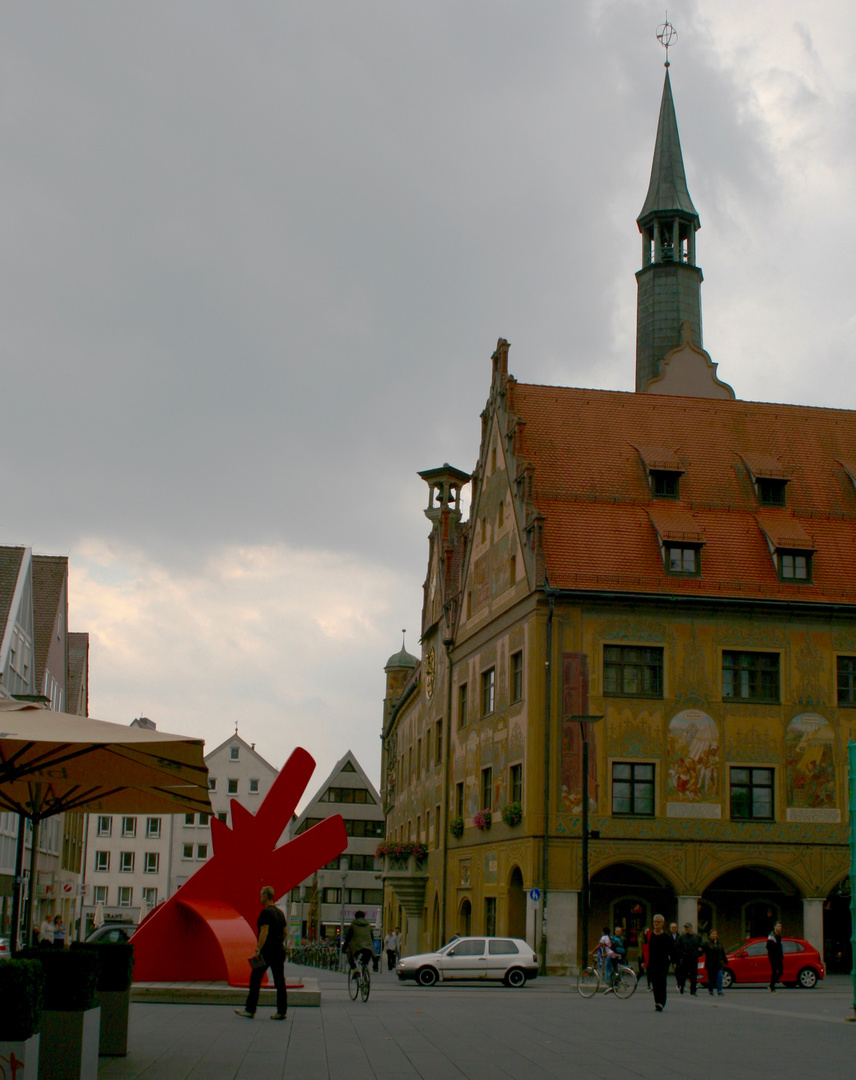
[{"xmin": 698, "ymin": 937, "xmax": 824, "ymax": 989}]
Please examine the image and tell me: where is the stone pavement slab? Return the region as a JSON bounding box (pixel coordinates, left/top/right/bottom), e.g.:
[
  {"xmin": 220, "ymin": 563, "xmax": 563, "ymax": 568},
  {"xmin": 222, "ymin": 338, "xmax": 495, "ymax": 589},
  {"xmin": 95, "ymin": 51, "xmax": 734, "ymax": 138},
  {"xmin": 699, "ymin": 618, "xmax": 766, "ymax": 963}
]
[{"xmin": 100, "ymin": 966, "xmax": 855, "ymax": 1080}]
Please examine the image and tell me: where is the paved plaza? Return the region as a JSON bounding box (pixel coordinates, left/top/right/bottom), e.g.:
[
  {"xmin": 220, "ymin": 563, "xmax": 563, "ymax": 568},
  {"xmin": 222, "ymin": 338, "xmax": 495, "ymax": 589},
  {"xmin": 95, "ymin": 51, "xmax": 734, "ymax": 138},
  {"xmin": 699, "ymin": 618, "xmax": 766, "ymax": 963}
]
[{"xmin": 102, "ymin": 965, "xmax": 855, "ymax": 1080}]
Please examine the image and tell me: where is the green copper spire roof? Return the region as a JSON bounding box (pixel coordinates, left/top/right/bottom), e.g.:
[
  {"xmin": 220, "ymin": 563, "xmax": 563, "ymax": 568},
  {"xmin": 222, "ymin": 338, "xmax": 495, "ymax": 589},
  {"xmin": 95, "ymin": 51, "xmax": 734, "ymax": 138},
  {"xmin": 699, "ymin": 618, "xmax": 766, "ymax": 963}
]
[{"xmin": 637, "ymin": 70, "xmax": 699, "ymax": 224}]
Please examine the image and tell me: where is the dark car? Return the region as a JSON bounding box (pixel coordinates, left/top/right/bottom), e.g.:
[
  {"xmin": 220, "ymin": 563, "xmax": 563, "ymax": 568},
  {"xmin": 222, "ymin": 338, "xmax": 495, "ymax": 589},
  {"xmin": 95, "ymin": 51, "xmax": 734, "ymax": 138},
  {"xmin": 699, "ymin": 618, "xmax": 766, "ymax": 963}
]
[
  {"xmin": 698, "ymin": 936, "xmax": 824, "ymax": 989},
  {"xmin": 85, "ymin": 922, "xmax": 136, "ymax": 944}
]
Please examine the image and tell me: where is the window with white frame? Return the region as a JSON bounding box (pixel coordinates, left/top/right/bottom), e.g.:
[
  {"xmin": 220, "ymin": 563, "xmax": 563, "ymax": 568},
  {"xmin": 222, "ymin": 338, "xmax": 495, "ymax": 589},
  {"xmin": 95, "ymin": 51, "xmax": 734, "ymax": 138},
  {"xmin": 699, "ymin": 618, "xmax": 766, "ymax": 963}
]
[
  {"xmin": 119, "ymin": 851, "xmax": 135, "ymax": 873},
  {"xmin": 230, "ymin": 746, "xmax": 239, "ymax": 760},
  {"xmin": 146, "ymin": 817, "xmax": 161, "ymax": 839},
  {"xmin": 95, "ymin": 851, "xmax": 110, "ymax": 872},
  {"xmin": 118, "ymin": 886, "xmax": 133, "ymax": 907},
  {"xmin": 184, "ymin": 812, "xmax": 195, "ymax": 826},
  {"xmin": 249, "ymin": 779, "xmax": 259, "ymax": 793},
  {"xmin": 196, "ymin": 844, "xmax": 208, "ymax": 860},
  {"xmin": 142, "ymin": 887, "xmax": 158, "ymax": 909},
  {"xmin": 182, "ymin": 844, "xmax": 194, "ymax": 859},
  {"xmin": 122, "ymin": 816, "xmax": 136, "ymax": 837},
  {"xmin": 97, "ymin": 816, "xmax": 112, "ymax": 837},
  {"xmin": 144, "ymin": 852, "xmax": 159, "ymax": 874},
  {"xmin": 94, "ymin": 885, "xmax": 108, "ymax": 905},
  {"xmin": 227, "ymin": 779, "xmax": 238, "ymax": 794}
]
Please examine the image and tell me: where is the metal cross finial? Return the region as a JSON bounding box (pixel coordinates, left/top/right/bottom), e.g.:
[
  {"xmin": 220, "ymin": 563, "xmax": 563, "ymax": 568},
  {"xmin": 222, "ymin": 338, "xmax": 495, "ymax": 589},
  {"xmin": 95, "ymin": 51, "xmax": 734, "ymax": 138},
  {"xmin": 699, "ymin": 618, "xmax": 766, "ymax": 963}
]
[{"xmin": 656, "ymin": 18, "xmax": 677, "ymax": 67}]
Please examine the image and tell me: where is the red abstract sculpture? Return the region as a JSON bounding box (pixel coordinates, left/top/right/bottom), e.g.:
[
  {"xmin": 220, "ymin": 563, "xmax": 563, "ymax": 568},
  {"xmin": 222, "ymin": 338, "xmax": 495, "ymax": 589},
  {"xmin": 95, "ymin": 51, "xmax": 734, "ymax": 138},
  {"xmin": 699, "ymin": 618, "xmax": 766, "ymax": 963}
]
[{"xmin": 132, "ymin": 747, "xmax": 347, "ymax": 985}]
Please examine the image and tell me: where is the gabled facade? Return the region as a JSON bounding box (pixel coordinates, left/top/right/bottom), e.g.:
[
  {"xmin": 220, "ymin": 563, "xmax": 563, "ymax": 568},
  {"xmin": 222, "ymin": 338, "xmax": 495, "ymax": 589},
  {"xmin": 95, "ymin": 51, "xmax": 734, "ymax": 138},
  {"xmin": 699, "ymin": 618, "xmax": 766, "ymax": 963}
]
[
  {"xmin": 290, "ymin": 751, "xmax": 384, "ymax": 943},
  {"xmin": 380, "ymin": 66, "xmax": 853, "ymax": 974}
]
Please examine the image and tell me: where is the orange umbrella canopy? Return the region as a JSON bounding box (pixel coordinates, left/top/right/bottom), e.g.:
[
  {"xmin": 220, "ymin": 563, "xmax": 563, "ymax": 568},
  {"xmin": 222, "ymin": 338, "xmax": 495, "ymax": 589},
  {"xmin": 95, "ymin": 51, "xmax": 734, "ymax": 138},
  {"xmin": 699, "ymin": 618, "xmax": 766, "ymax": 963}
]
[{"xmin": 0, "ymin": 699, "xmax": 211, "ymax": 820}]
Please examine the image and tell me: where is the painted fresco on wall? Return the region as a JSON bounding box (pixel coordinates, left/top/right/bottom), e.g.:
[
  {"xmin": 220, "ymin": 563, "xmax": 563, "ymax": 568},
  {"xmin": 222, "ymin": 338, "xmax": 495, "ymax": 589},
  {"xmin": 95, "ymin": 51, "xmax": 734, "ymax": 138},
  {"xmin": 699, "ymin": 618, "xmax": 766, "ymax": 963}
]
[
  {"xmin": 560, "ymin": 719, "xmax": 598, "ymax": 813},
  {"xmin": 785, "ymin": 713, "xmax": 835, "ymax": 809},
  {"xmin": 666, "ymin": 709, "xmax": 719, "ymax": 802}
]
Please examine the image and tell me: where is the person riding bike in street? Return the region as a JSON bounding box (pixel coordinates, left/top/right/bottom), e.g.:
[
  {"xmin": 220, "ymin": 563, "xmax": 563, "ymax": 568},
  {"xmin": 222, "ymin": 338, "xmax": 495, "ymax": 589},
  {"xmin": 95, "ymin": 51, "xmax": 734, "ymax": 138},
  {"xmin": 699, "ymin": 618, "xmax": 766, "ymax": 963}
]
[{"xmin": 343, "ymin": 910, "xmax": 374, "ymax": 973}]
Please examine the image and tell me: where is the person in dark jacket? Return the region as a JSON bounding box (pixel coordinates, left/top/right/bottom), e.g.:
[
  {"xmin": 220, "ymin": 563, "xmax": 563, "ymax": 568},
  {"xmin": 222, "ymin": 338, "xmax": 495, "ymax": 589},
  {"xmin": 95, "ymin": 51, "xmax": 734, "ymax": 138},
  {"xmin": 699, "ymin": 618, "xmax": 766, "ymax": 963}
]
[
  {"xmin": 647, "ymin": 914, "xmax": 675, "ymax": 1012},
  {"xmin": 702, "ymin": 930, "xmax": 727, "ymax": 996},
  {"xmin": 235, "ymin": 885, "xmax": 288, "ymax": 1020},
  {"xmin": 766, "ymin": 922, "xmax": 784, "ymax": 992},
  {"xmin": 344, "ymin": 910, "xmax": 375, "ymax": 973},
  {"xmin": 676, "ymin": 922, "xmax": 702, "ymax": 995}
]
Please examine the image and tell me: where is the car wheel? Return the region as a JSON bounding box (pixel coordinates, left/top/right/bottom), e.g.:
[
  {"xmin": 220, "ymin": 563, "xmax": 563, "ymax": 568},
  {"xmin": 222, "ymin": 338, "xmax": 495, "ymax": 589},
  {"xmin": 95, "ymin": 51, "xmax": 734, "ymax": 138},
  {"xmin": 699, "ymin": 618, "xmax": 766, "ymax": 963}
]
[
  {"xmin": 721, "ymin": 969, "xmax": 734, "ymax": 989},
  {"xmin": 417, "ymin": 966, "xmax": 439, "ymax": 987},
  {"xmin": 797, "ymin": 967, "xmax": 818, "ymax": 989},
  {"xmin": 505, "ymin": 967, "xmax": 526, "ymax": 988}
]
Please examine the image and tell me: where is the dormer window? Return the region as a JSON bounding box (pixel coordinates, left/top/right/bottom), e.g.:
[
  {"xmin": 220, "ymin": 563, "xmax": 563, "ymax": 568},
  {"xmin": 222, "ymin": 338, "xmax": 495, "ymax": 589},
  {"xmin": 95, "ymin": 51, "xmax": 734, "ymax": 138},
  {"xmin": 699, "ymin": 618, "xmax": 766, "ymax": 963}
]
[
  {"xmin": 665, "ymin": 545, "xmax": 700, "ymax": 576},
  {"xmin": 757, "ymin": 477, "xmax": 787, "ymax": 507},
  {"xmin": 778, "ymin": 550, "xmax": 811, "ymax": 583},
  {"xmin": 651, "ymin": 470, "xmax": 680, "ymax": 499}
]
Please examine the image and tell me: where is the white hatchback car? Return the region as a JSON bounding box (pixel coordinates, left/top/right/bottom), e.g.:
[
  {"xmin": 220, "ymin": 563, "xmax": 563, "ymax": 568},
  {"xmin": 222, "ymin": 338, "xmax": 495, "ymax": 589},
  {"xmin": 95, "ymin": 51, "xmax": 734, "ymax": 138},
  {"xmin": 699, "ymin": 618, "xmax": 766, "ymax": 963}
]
[{"xmin": 396, "ymin": 936, "xmax": 538, "ymax": 987}]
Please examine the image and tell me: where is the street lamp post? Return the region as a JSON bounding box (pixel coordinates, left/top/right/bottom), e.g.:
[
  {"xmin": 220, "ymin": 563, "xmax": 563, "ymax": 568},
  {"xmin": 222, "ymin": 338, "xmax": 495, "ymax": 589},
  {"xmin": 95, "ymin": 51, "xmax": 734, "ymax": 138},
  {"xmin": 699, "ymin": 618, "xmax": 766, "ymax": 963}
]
[
  {"xmin": 567, "ymin": 714, "xmax": 603, "ymax": 969},
  {"xmin": 339, "ymin": 856, "xmax": 349, "ymax": 971},
  {"xmin": 300, "ymin": 885, "xmax": 306, "ymax": 943}
]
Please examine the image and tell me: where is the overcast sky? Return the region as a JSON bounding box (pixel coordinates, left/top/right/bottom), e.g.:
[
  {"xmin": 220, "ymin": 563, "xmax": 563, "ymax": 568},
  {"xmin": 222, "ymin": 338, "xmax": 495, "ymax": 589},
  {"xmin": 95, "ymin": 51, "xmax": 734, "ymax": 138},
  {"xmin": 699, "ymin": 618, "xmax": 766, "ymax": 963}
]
[{"xmin": 2, "ymin": 1, "xmax": 854, "ymax": 805}]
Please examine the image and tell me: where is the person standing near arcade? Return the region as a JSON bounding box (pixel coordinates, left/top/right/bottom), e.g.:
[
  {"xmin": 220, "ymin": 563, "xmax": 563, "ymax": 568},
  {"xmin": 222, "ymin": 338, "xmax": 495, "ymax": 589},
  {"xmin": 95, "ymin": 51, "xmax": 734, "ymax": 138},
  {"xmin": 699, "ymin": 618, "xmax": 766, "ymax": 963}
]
[
  {"xmin": 647, "ymin": 914, "xmax": 675, "ymax": 1012},
  {"xmin": 766, "ymin": 922, "xmax": 784, "ymax": 993},
  {"xmin": 235, "ymin": 886, "xmax": 288, "ymax": 1021}
]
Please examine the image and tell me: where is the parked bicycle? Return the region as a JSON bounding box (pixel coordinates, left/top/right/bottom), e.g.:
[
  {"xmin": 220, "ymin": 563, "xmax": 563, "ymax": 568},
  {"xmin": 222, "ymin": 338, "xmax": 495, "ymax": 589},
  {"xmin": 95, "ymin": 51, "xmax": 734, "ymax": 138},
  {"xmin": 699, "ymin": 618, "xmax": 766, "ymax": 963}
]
[
  {"xmin": 577, "ymin": 948, "xmax": 638, "ymax": 999},
  {"xmin": 348, "ymin": 951, "xmax": 371, "ymax": 1002}
]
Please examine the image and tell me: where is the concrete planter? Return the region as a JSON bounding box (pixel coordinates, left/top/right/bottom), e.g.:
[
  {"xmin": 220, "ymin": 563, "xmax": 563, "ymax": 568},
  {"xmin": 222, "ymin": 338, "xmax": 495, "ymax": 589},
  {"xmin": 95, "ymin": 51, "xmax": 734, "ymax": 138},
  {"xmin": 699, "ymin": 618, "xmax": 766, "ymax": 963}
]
[
  {"xmin": 38, "ymin": 1007, "xmax": 100, "ymax": 1080},
  {"xmin": 97, "ymin": 989, "xmax": 130, "ymax": 1056},
  {"xmin": 0, "ymin": 1033, "xmax": 39, "ymax": 1078}
]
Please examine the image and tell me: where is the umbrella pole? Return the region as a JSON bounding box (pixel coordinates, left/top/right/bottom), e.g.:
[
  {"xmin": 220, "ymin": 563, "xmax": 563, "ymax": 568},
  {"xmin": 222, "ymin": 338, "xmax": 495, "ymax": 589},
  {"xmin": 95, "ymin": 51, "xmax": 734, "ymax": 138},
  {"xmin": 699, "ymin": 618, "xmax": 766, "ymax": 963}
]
[
  {"xmin": 10, "ymin": 814, "xmax": 26, "ymax": 952},
  {"xmin": 24, "ymin": 815, "xmax": 41, "ymax": 949}
]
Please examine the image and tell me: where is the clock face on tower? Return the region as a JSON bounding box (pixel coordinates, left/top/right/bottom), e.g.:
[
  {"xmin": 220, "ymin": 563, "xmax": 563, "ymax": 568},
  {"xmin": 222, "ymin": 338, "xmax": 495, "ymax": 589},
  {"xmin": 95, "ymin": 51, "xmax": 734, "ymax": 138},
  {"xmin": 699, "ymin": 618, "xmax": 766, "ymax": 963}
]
[{"xmin": 424, "ymin": 646, "xmax": 436, "ymax": 699}]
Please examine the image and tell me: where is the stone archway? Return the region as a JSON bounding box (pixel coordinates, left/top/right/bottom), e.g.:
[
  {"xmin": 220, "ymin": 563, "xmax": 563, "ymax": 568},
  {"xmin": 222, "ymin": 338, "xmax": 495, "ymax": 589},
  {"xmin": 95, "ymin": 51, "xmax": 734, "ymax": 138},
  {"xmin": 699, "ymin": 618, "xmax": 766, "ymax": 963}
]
[
  {"xmin": 459, "ymin": 898, "xmax": 472, "ymax": 936},
  {"xmin": 507, "ymin": 865, "xmax": 525, "ymax": 940},
  {"xmin": 589, "ymin": 862, "xmax": 677, "ymax": 962},
  {"xmin": 700, "ymin": 866, "xmax": 803, "ymax": 946}
]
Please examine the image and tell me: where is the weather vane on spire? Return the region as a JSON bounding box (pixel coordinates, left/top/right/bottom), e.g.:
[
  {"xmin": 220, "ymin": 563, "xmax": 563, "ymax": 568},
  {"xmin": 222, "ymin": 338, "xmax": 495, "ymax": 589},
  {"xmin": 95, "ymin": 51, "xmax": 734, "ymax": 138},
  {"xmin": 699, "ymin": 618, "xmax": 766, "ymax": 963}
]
[{"xmin": 656, "ymin": 17, "xmax": 677, "ymax": 68}]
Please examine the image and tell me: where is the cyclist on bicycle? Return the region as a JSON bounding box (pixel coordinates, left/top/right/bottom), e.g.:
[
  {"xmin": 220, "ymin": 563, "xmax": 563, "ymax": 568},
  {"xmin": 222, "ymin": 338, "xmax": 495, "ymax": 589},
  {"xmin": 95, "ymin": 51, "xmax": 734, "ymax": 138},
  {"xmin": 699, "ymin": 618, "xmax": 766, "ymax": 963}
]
[
  {"xmin": 597, "ymin": 926, "xmax": 619, "ymax": 981},
  {"xmin": 343, "ymin": 910, "xmax": 374, "ymax": 973}
]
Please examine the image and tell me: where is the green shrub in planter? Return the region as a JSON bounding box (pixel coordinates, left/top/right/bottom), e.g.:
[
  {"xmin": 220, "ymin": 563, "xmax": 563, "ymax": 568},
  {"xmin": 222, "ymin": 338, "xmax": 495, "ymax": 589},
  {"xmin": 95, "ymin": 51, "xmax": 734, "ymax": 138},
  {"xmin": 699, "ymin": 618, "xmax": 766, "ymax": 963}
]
[
  {"xmin": 0, "ymin": 959, "xmax": 45, "ymax": 1040},
  {"xmin": 16, "ymin": 948, "xmax": 100, "ymax": 1011},
  {"xmin": 71, "ymin": 942, "xmax": 134, "ymax": 991}
]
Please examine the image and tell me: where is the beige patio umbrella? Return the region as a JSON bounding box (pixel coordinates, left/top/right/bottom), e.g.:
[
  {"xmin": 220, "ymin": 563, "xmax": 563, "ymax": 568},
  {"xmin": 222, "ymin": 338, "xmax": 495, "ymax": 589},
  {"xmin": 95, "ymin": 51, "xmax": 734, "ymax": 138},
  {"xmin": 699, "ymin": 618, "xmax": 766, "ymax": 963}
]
[{"xmin": 0, "ymin": 699, "xmax": 211, "ymax": 948}]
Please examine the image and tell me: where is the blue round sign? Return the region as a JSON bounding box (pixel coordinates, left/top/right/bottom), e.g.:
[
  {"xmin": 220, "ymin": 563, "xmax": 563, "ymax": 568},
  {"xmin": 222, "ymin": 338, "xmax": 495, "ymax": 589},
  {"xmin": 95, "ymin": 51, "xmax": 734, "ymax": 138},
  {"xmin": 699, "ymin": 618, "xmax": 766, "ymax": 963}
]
[{"xmin": 529, "ymin": 887, "xmax": 541, "ymax": 902}]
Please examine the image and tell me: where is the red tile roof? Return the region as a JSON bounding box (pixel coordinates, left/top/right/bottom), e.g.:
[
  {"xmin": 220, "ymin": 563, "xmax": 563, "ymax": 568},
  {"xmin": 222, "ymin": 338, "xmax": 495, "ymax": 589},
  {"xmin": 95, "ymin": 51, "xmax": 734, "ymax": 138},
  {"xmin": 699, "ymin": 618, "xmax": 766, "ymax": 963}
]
[{"xmin": 506, "ymin": 383, "xmax": 856, "ymax": 603}]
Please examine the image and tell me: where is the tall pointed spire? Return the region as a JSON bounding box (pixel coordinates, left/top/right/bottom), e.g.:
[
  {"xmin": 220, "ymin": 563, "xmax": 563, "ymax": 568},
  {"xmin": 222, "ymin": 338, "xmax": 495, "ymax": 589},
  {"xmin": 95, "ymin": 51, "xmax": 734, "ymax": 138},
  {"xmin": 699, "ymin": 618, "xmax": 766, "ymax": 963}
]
[{"xmin": 635, "ymin": 55, "xmax": 704, "ymax": 393}]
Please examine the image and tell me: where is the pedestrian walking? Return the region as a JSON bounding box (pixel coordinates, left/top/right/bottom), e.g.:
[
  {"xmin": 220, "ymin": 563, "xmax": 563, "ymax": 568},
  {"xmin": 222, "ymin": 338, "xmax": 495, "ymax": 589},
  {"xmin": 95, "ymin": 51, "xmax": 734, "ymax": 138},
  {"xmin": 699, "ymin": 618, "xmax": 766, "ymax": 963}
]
[
  {"xmin": 647, "ymin": 914, "xmax": 675, "ymax": 1012},
  {"xmin": 766, "ymin": 922, "xmax": 784, "ymax": 993},
  {"xmin": 38, "ymin": 914, "xmax": 54, "ymax": 947},
  {"xmin": 235, "ymin": 885, "xmax": 288, "ymax": 1021},
  {"xmin": 384, "ymin": 928, "xmax": 399, "ymax": 971},
  {"xmin": 676, "ymin": 922, "xmax": 701, "ymax": 995},
  {"xmin": 702, "ymin": 930, "xmax": 727, "ymax": 996}
]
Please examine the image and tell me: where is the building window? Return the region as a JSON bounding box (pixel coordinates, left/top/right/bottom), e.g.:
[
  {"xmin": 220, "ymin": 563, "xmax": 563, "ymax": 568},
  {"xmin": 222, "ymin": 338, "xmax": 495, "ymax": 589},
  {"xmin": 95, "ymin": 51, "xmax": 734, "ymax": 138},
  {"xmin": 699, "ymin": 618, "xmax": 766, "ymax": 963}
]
[
  {"xmin": 458, "ymin": 683, "xmax": 468, "ymax": 728},
  {"xmin": 146, "ymin": 817, "xmax": 161, "ymax": 839},
  {"xmin": 185, "ymin": 813, "xmax": 195, "ymax": 826},
  {"xmin": 196, "ymin": 844, "xmax": 207, "ymax": 859},
  {"xmin": 481, "ymin": 767, "xmax": 493, "ymax": 811},
  {"xmin": 198, "ymin": 813, "xmax": 209, "ymax": 827},
  {"xmin": 778, "ymin": 551, "xmax": 811, "ymax": 582},
  {"xmin": 230, "ymin": 746, "xmax": 239, "ymax": 760},
  {"xmin": 144, "ymin": 852, "xmax": 159, "ymax": 874},
  {"xmin": 435, "ymin": 721, "xmax": 443, "ymax": 766},
  {"xmin": 511, "ymin": 651, "xmax": 523, "ymax": 702},
  {"xmin": 837, "ymin": 656, "xmax": 856, "ymax": 706},
  {"xmin": 485, "ymin": 897, "xmax": 497, "ymax": 937},
  {"xmin": 417, "ymin": 738, "xmax": 422, "ymax": 779},
  {"xmin": 143, "ymin": 888, "xmax": 158, "ymax": 909},
  {"xmin": 603, "ymin": 646, "xmax": 663, "ymax": 698},
  {"xmin": 665, "ymin": 545, "xmax": 700, "ymax": 576},
  {"xmin": 757, "ymin": 477, "xmax": 787, "ymax": 507},
  {"xmin": 122, "ymin": 816, "xmax": 136, "ymax": 837},
  {"xmin": 208, "ymin": 778, "xmax": 217, "ymax": 791},
  {"xmin": 217, "ymin": 812, "xmax": 228, "ymax": 823},
  {"xmin": 510, "ymin": 763, "xmax": 523, "ymax": 805},
  {"xmin": 182, "ymin": 844, "xmax": 194, "ymax": 859},
  {"xmin": 118, "ymin": 887, "xmax": 133, "ymax": 908},
  {"xmin": 119, "ymin": 852, "xmax": 135, "ymax": 873},
  {"xmin": 455, "ymin": 782, "xmax": 464, "ymax": 819},
  {"xmin": 97, "ymin": 816, "xmax": 112, "ymax": 837},
  {"xmin": 227, "ymin": 779, "xmax": 238, "ymax": 794},
  {"xmin": 730, "ymin": 767, "xmax": 774, "ymax": 820},
  {"xmin": 249, "ymin": 779, "xmax": 260, "ymax": 793},
  {"xmin": 94, "ymin": 885, "xmax": 108, "ymax": 905},
  {"xmin": 612, "ymin": 763, "xmax": 655, "ymax": 816},
  {"xmin": 481, "ymin": 668, "xmax": 495, "ymax": 716},
  {"xmin": 94, "ymin": 851, "xmax": 110, "ymax": 873},
  {"xmin": 651, "ymin": 470, "xmax": 680, "ymax": 498},
  {"xmin": 722, "ymin": 651, "xmax": 779, "ymax": 703}
]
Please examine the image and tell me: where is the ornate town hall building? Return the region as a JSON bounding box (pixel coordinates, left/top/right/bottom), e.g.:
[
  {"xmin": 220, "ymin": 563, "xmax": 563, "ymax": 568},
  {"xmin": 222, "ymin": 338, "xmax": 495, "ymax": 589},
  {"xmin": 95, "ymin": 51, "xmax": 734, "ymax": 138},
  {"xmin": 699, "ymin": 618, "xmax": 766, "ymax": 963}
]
[{"xmin": 380, "ymin": 66, "xmax": 853, "ymax": 974}]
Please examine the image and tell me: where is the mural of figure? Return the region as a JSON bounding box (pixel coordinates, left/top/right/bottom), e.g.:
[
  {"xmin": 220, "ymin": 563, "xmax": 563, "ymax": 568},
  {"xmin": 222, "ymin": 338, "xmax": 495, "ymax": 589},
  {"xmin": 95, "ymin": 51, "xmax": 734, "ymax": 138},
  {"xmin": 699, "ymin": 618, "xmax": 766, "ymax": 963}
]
[
  {"xmin": 666, "ymin": 710, "xmax": 719, "ymax": 803},
  {"xmin": 786, "ymin": 713, "xmax": 835, "ymax": 809}
]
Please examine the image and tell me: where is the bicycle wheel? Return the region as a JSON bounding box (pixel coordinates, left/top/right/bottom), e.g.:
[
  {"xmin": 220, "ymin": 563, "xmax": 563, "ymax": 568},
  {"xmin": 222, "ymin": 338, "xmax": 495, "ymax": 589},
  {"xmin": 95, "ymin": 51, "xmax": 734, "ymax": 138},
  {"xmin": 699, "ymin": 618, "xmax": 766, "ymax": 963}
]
[
  {"xmin": 360, "ymin": 965, "xmax": 371, "ymax": 1002},
  {"xmin": 348, "ymin": 968, "xmax": 360, "ymax": 1000},
  {"xmin": 612, "ymin": 965, "xmax": 638, "ymax": 999},
  {"xmin": 577, "ymin": 967, "xmax": 600, "ymax": 998}
]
